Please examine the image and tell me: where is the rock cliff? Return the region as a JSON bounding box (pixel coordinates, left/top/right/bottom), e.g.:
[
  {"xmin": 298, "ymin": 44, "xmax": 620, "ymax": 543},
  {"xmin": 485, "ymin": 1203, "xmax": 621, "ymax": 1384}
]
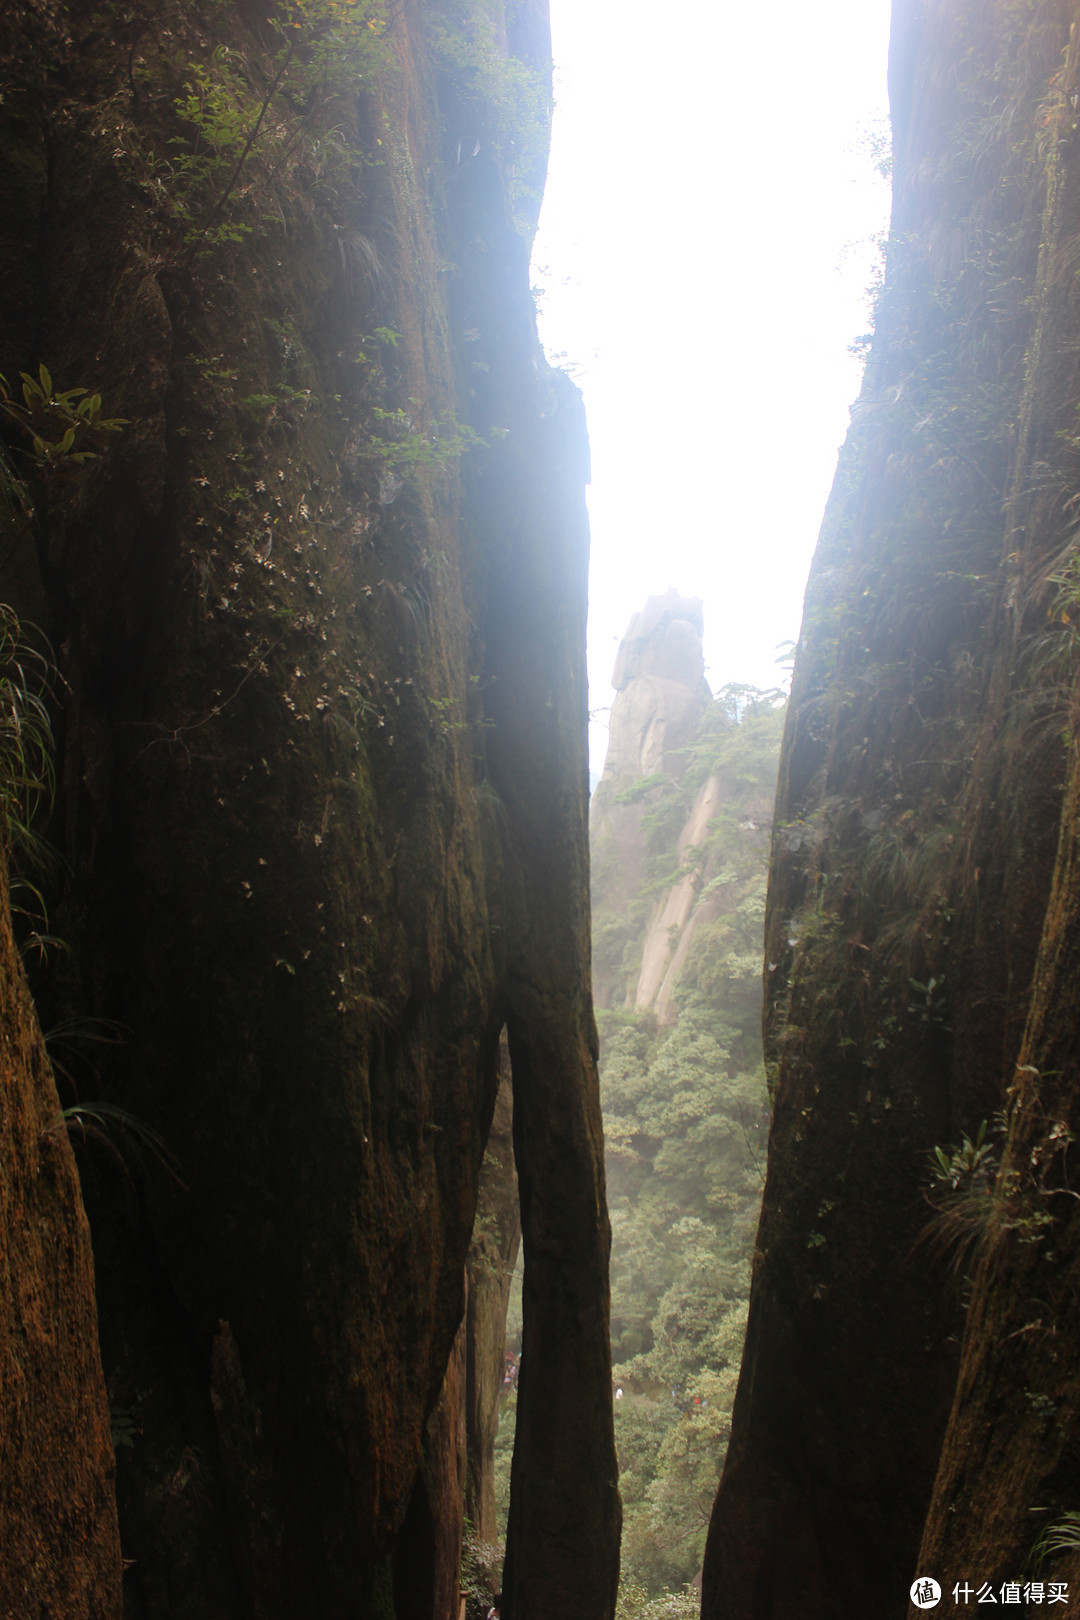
[
  {"xmin": 590, "ymin": 592, "xmax": 713, "ymax": 1014},
  {"xmin": 591, "ymin": 596, "xmax": 775, "ymax": 1025},
  {"xmin": 703, "ymin": 1, "xmax": 1080, "ymax": 1615},
  {"xmin": 0, "ymin": 857, "xmax": 121, "ymax": 1618},
  {"xmin": 590, "ymin": 600, "xmax": 779, "ymax": 1596},
  {"xmin": 0, "ymin": 1, "xmax": 618, "ymax": 1615}
]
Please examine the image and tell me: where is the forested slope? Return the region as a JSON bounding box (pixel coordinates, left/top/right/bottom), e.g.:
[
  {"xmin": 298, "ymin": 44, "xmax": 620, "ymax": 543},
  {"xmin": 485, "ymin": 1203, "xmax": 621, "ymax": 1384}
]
[{"xmin": 589, "ymin": 596, "xmax": 781, "ymax": 1607}]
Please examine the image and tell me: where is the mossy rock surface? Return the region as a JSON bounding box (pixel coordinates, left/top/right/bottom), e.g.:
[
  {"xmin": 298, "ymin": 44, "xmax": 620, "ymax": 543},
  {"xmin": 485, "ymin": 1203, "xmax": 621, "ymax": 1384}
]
[
  {"xmin": 0, "ymin": 0, "xmax": 618, "ymax": 1614},
  {"xmin": 703, "ymin": 2, "xmax": 1080, "ymax": 1615}
]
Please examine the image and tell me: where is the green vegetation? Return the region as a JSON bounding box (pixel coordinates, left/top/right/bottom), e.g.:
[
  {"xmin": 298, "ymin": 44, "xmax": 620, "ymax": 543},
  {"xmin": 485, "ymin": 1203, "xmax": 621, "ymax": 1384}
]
[
  {"xmin": 614, "ymin": 1580, "xmax": 699, "ymax": 1620},
  {"xmin": 0, "ymin": 366, "xmax": 126, "ymax": 470},
  {"xmin": 923, "ymin": 1119, "xmax": 1006, "ymax": 1279},
  {"xmin": 429, "ymin": 0, "xmax": 552, "ymax": 225},
  {"xmin": 0, "ymin": 600, "xmax": 61, "ymax": 965},
  {"xmin": 364, "ymin": 404, "xmax": 488, "ymax": 474},
  {"xmin": 132, "ymin": 0, "xmax": 548, "ymax": 257},
  {"xmin": 0, "ymin": 367, "xmax": 124, "ymax": 958},
  {"xmin": 494, "ymin": 692, "xmax": 784, "ymax": 1583},
  {"xmin": 461, "ymin": 1519, "xmax": 502, "ymax": 1620},
  {"xmin": 597, "ymin": 687, "xmax": 784, "ymax": 1597},
  {"xmin": 49, "ymin": 1100, "xmax": 186, "ymax": 1190},
  {"xmin": 929, "ymin": 1119, "xmax": 996, "ymax": 1194},
  {"xmin": 0, "ymin": 604, "xmax": 55, "ymax": 865},
  {"xmin": 1033, "ymin": 1511, "xmax": 1080, "ymax": 1573},
  {"xmin": 922, "ymin": 1107, "xmax": 1076, "ymax": 1284},
  {"xmin": 142, "ymin": 0, "xmax": 390, "ymax": 254}
]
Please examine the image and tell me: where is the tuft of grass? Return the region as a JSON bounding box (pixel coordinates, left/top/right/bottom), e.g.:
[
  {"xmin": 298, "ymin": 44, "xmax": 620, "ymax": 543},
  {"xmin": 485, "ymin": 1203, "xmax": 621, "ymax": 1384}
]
[
  {"xmin": 1032, "ymin": 1510, "xmax": 1080, "ymax": 1573},
  {"xmin": 920, "ymin": 1120, "xmax": 1006, "ymax": 1277},
  {"xmin": 0, "ymin": 604, "xmax": 54, "ymax": 854},
  {"xmin": 44, "ymin": 1015, "xmax": 129, "ymax": 1091},
  {"xmin": 0, "ymin": 605, "xmax": 64, "ymax": 961},
  {"xmin": 47, "ymin": 1100, "xmax": 187, "ymax": 1191}
]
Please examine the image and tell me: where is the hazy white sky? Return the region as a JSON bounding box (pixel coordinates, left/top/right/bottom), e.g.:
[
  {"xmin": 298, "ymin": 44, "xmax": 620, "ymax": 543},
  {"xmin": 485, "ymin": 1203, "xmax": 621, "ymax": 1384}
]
[{"xmin": 531, "ymin": 0, "xmax": 893, "ymax": 767}]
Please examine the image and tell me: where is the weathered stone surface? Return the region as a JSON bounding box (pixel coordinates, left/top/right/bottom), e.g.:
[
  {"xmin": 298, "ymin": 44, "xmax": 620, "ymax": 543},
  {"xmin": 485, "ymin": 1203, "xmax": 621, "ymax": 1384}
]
[
  {"xmin": 704, "ymin": 2, "xmax": 1080, "ymax": 1614},
  {"xmin": 907, "ymin": 4, "xmax": 1080, "ymax": 1604},
  {"xmin": 592, "ymin": 599, "xmax": 778, "ymax": 1026},
  {"xmin": 633, "ymin": 772, "xmax": 725, "ymax": 1021},
  {"xmin": 465, "ymin": 1047, "xmax": 520, "ymax": 1547},
  {"xmin": 591, "ymin": 594, "xmax": 713, "ymax": 1007},
  {"xmin": 0, "ymin": 860, "xmax": 122, "ymax": 1618},
  {"xmin": 0, "ymin": 0, "xmax": 617, "ymax": 1614},
  {"xmin": 603, "ymin": 590, "xmax": 710, "ymax": 787},
  {"xmin": 480, "ymin": 356, "xmax": 621, "ymax": 1618},
  {"xmin": 395, "ymin": 1320, "xmax": 468, "ymax": 1620}
]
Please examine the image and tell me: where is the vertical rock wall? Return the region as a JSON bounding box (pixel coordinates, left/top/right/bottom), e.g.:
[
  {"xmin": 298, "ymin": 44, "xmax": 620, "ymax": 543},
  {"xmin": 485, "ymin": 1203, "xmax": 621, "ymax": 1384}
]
[
  {"xmin": 704, "ymin": 1, "xmax": 1080, "ymax": 1614},
  {"xmin": 910, "ymin": 1, "xmax": 1080, "ymax": 1601},
  {"xmin": 0, "ymin": 0, "xmax": 618, "ymax": 1614},
  {"xmin": 590, "ymin": 592, "xmax": 712, "ymax": 1010},
  {"xmin": 0, "ymin": 859, "xmax": 121, "ymax": 1618}
]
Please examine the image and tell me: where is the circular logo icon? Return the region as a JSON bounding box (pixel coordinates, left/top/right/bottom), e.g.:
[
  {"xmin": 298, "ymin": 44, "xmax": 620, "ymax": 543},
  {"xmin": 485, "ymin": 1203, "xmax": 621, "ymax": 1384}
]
[{"xmin": 910, "ymin": 1578, "xmax": 942, "ymax": 1609}]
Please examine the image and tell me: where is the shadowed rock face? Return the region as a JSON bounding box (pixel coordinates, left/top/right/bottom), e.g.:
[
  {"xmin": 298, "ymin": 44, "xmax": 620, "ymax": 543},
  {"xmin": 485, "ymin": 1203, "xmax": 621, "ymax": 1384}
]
[
  {"xmin": 0, "ymin": 860, "xmax": 122, "ymax": 1618},
  {"xmin": 703, "ymin": 2, "xmax": 1080, "ymax": 1616},
  {"xmin": 0, "ymin": 0, "xmax": 618, "ymax": 1614},
  {"xmin": 907, "ymin": 1, "xmax": 1080, "ymax": 1604},
  {"xmin": 465, "ymin": 1049, "xmax": 520, "ymax": 1548}
]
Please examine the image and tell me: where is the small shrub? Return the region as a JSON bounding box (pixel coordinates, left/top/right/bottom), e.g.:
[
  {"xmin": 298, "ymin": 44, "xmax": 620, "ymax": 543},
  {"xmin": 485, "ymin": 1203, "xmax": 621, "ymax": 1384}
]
[
  {"xmin": 922, "ymin": 1120, "xmax": 1007, "ymax": 1276},
  {"xmin": 616, "ymin": 1577, "xmax": 699, "ymax": 1620},
  {"xmin": 461, "ymin": 1520, "xmax": 502, "ymax": 1620}
]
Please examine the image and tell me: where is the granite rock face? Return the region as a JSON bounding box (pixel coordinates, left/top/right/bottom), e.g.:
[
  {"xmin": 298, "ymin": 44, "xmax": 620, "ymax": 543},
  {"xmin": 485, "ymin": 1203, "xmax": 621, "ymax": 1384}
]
[
  {"xmin": 592, "ymin": 596, "xmax": 776, "ymax": 1025},
  {"xmin": 0, "ymin": 1, "xmax": 618, "ymax": 1614},
  {"xmin": 603, "ymin": 590, "xmax": 711, "ymax": 787},
  {"xmin": 0, "ymin": 859, "xmax": 121, "ymax": 1620},
  {"xmin": 703, "ymin": 2, "xmax": 1080, "ymax": 1615},
  {"xmin": 591, "ymin": 592, "xmax": 712, "ymax": 1009}
]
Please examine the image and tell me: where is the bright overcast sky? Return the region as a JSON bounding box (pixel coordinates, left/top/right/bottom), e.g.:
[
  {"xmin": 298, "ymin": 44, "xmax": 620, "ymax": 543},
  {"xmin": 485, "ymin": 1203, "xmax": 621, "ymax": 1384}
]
[{"xmin": 531, "ymin": 0, "xmax": 893, "ymax": 769}]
